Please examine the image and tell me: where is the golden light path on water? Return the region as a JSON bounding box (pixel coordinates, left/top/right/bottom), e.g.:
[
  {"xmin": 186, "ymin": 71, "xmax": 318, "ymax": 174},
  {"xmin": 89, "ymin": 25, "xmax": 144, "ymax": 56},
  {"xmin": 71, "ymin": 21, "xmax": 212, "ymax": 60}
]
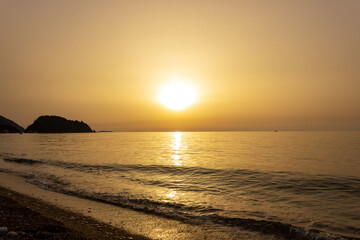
[
  {"xmin": 164, "ymin": 132, "xmax": 184, "ymax": 201},
  {"xmin": 171, "ymin": 132, "xmax": 183, "ymax": 166}
]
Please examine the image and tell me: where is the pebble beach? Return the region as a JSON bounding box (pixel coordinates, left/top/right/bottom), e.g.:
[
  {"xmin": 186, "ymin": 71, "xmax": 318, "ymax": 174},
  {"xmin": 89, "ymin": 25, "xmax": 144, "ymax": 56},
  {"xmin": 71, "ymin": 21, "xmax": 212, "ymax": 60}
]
[{"xmin": 0, "ymin": 186, "xmax": 148, "ymax": 240}]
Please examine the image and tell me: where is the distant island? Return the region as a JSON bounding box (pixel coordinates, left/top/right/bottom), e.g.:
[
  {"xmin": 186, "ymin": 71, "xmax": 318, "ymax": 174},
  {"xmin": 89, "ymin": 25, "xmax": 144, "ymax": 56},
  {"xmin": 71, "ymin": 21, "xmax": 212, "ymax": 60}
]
[
  {"xmin": 25, "ymin": 115, "xmax": 94, "ymax": 133},
  {"xmin": 0, "ymin": 115, "xmax": 25, "ymax": 133}
]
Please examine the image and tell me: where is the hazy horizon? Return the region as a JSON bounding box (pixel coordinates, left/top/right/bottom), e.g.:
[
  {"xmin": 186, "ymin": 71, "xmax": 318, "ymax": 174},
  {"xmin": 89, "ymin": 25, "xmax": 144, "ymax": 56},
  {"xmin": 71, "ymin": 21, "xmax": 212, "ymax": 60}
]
[{"xmin": 1, "ymin": 0, "xmax": 360, "ymax": 131}]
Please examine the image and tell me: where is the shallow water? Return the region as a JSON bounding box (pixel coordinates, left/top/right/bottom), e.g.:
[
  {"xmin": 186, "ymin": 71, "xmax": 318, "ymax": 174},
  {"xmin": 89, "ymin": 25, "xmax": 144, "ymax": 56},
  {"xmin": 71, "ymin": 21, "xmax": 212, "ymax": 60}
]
[{"xmin": 0, "ymin": 131, "xmax": 359, "ymax": 239}]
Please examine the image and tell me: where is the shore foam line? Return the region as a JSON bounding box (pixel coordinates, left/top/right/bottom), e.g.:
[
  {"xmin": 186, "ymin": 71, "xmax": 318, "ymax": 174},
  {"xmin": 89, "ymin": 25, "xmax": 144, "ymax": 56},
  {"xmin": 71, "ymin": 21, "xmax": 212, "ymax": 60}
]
[{"xmin": 0, "ymin": 171, "xmax": 263, "ymax": 240}]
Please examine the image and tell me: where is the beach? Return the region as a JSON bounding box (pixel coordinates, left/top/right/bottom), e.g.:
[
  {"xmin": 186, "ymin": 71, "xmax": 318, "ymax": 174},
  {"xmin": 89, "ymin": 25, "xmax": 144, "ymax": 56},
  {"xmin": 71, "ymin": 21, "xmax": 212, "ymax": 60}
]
[
  {"xmin": 1, "ymin": 172, "xmax": 359, "ymax": 240},
  {"xmin": 0, "ymin": 171, "xmax": 264, "ymax": 240},
  {"xmin": 0, "ymin": 185, "xmax": 147, "ymax": 240}
]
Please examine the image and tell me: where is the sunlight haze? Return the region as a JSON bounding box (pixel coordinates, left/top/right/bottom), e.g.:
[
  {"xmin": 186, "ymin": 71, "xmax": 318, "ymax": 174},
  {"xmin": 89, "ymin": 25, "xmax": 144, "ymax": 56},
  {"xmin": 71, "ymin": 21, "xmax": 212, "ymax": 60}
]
[{"xmin": 1, "ymin": 0, "xmax": 360, "ymax": 131}]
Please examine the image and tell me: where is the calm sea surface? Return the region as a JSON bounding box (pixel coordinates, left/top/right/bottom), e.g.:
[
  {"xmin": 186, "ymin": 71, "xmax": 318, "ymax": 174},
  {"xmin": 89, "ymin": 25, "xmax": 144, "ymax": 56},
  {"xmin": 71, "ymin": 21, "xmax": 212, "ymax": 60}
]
[{"xmin": 0, "ymin": 131, "xmax": 359, "ymax": 239}]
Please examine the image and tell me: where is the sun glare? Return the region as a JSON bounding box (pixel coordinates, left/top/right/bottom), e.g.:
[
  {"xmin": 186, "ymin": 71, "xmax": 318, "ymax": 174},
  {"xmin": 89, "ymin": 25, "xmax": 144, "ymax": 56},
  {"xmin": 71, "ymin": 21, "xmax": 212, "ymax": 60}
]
[{"xmin": 157, "ymin": 80, "xmax": 197, "ymax": 110}]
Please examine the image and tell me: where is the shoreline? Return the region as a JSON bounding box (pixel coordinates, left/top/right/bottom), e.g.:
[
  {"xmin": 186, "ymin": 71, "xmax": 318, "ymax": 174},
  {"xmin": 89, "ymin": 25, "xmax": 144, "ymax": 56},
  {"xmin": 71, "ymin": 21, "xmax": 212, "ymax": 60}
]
[
  {"xmin": 2, "ymin": 169, "xmax": 356, "ymax": 240},
  {"xmin": 0, "ymin": 171, "xmax": 263, "ymax": 240}
]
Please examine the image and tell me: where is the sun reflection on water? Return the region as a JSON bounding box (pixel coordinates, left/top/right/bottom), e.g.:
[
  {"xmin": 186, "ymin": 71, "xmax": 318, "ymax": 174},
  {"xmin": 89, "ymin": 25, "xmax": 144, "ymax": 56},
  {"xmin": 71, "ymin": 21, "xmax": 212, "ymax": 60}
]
[
  {"xmin": 171, "ymin": 132, "xmax": 182, "ymax": 166},
  {"xmin": 166, "ymin": 190, "xmax": 177, "ymax": 199}
]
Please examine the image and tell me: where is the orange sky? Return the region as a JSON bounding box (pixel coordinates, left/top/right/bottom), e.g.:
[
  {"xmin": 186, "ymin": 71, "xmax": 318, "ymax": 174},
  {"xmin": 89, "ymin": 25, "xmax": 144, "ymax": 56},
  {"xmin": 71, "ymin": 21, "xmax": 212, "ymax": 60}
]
[{"xmin": 1, "ymin": 0, "xmax": 360, "ymax": 131}]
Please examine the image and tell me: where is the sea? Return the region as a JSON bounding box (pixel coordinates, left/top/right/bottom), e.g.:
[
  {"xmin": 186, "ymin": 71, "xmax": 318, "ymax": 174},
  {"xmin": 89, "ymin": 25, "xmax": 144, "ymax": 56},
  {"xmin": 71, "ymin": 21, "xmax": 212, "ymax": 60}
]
[{"xmin": 0, "ymin": 131, "xmax": 359, "ymax": 239}]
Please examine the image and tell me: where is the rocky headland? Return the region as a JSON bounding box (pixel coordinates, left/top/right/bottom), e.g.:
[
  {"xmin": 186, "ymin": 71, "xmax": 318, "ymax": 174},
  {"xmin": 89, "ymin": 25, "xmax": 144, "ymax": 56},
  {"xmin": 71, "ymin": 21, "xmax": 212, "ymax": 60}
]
[
  {"xmin": 0, "ymin": 115, "xmax": 25, "ymax": 133},
  {"xmin": 25, "ymin": 115, "xmax": 93, "ymax": 133}
]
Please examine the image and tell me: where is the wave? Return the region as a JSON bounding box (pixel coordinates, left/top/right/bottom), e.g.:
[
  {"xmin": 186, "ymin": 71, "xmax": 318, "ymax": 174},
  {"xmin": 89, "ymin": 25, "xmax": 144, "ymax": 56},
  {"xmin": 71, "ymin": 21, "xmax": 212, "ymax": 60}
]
[
  {"xmin": 2, "ymin": 156, "xmax": 360, "ymax": 239},
  {"xmin": 3, "ymin": 157, "xmax": 44, "ymax": 165},
  {"xmin": 4, "ymin": 157, "xmax": 360, "ymax": 196},
  {"xmin": 22, "ymin": 172, "xmax": 359, "ymax": 240}
]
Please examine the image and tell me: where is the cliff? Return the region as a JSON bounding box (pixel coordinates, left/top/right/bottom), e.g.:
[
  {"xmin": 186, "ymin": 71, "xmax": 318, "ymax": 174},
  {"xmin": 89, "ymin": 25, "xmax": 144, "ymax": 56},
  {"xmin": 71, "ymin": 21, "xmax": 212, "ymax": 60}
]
[
  {"xmin": 0, "ymin": 115, "xmax": 25, "ymax": 133},
  {"xmin": 25, "ymin": 115, "xmax": 93, "ymax": 133}
]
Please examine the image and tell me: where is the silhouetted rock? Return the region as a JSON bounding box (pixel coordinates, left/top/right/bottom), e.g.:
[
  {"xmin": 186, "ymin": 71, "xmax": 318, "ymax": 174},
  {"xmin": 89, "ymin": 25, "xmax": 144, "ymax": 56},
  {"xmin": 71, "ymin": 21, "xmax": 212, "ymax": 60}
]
[
  {"xmin": 0, "ymin": 115, "xmax": 25, "ymax": 133},
  {"xmin": 25, "ymin": 115, "xmax": 93, "ymax": 133}
]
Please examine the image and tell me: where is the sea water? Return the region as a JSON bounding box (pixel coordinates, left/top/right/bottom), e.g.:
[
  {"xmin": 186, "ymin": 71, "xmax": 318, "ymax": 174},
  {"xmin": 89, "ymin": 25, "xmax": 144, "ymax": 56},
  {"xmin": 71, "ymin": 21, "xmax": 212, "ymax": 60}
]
[{"xmin": 0, "ymin": 131, "xmax": 359, "ymax": 239}]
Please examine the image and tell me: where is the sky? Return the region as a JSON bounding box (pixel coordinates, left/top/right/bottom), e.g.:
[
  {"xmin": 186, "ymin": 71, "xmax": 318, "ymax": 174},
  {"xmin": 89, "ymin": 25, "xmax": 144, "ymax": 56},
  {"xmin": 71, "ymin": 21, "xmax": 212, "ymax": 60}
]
[{"xmin": 1, "ymin": 0, "xmax": 360, "ymax": 131}]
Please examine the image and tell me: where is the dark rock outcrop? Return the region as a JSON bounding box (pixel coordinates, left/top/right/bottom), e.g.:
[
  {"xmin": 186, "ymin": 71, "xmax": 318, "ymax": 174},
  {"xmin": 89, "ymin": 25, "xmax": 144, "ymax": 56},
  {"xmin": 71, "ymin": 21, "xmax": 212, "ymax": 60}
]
[
  {"xmin": 0, "ymin": 115, "xmax": 25, "ymax": 133},
  {"xmin": 25, "ymin": 115, "xmax": 93, "ymax": 133}
]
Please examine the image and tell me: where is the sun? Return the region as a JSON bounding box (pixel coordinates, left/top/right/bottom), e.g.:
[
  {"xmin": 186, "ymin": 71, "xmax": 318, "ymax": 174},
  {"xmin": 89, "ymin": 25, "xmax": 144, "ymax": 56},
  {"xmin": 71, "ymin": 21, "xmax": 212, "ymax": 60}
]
[{"xmin": 157, "ymin": 80, "xmax": 197, "ymax": 110}]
